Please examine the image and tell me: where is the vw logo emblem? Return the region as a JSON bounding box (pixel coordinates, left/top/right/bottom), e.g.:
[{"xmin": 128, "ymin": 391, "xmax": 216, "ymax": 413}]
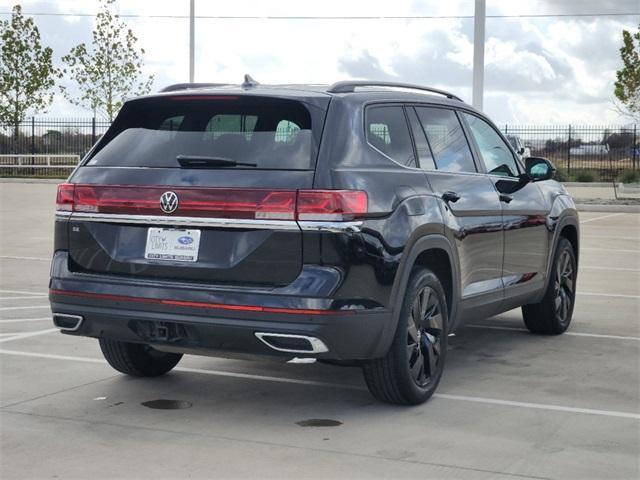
[{"xmin": 159, "ymin": 191, "xmax": 179, "ymax": 214}]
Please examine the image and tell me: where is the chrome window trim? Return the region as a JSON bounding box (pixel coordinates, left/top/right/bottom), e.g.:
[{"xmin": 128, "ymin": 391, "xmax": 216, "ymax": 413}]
[{"xmin": 57, "ymin": 212, "xmax": 362, "ymax": 233}]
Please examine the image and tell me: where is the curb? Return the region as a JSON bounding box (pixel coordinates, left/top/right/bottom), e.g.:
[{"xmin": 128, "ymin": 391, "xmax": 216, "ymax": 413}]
[{"xmin": 576, "ymin": 204, "xmax": 640, "ymax": 213}]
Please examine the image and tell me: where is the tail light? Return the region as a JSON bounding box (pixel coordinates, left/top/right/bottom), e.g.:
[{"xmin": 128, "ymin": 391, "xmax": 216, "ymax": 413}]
[
  {"xmin": 56, "ymin": 184, "xmax": 367, "ymax": 221},
  {"xmin": 297, "ymin": 190, "xmax": 367, "ymax": 221},
  {"xmin": 56, "ymin": 183, "xmax": 75, "ymax": 211}
]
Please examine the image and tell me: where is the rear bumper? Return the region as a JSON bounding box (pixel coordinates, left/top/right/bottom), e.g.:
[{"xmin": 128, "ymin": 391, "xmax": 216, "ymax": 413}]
[{"xmin": 49, "ymin": 252, "xmax": 393, "ymax": 360}]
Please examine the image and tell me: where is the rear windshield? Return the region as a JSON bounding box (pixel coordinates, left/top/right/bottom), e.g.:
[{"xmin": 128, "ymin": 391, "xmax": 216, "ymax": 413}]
[{"xmin": 87, "ymin": 96, "xmax": 316, "ymax": 170}]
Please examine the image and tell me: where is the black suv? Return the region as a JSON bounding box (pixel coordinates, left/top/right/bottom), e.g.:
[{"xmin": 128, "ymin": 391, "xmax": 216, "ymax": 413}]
[{"xmin": 50, "ymin": 79, "xmax": 579, "ymax": 405}]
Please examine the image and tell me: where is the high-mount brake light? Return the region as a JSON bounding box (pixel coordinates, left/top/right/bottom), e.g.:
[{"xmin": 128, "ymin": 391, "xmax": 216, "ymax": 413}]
[
  {"xmin": 168, "ymin": 95, "xmax": 239, "ymax": 101},
  {"xmin": 56, "ymin": 185, "xmax": 368, "ymax": 221}
]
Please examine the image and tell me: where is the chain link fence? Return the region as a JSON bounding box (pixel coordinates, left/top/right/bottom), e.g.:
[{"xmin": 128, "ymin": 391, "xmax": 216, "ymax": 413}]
[{"xmin": 1, "ymin": 118, "xmax": 638, "ymax": 182}]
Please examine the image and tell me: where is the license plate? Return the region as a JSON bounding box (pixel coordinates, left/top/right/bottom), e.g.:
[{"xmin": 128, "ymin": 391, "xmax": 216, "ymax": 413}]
[{"xmin": 144, "ymin": 228, "xmax": 201, "ymax": 262}]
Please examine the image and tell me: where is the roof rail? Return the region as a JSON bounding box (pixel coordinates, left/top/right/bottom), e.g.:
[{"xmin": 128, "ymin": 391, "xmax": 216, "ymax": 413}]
[
  {"xmin": 327, "ymin": 81, "xmax": 463, "ymax": 101},
  {"xmin": 159, "ymin": 83, "xmax": 228, "ymax": 93}
]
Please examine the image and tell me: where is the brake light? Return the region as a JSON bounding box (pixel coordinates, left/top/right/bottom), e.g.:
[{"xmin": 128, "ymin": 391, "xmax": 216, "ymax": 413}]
[
  {"xmin": 56, "ymin": 185, "xmax": 367, "ymax": 221},
  {"xmin": 297, "ymin": 190, "xmax": 368, "ymax": 221},
  {"xmin": 56, "ymin": 183, "xmax": 75, "ymax": 211}
]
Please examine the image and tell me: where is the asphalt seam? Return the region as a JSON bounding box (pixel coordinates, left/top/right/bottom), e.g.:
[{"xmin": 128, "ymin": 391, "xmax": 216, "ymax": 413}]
[
  {"xmin": 0, "ymin": 409, "xmax": 552, "ymax": 480},
  {"xmin": 0, "ymin": 375, "xmax": 118, "ymax": 410}
]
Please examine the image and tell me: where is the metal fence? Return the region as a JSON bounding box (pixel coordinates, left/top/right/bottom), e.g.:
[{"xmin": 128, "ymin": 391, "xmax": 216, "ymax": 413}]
[
  {"xmin": 502, "ymin": 124, "xmax": 638, "ymax": 182},
  {"xmin": 1, "ymin": 118, "xmax": 638, "ymax": 181},
  {"xmin": 0, "ymin": 118, "xmax": 110, "ymax": 177}
]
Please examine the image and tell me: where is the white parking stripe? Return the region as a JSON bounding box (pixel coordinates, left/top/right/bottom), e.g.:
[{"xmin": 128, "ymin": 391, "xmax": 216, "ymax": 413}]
[
  {"xmin": 466, "ymin": 324, "xmax": 640, "ymax": 341},
  {"xmin": 433, "ymin": 393, "xmax": 640, "ymax": 420},
  {"xmin": 0, "ymin": 328, "xmax": 58, "ymax": 343},
  {"xmin": 0, "ymin": 295, "xmax": 48, "ymax": 300},
  {"xmin": 0, "ymin": 289, "xmax": 46, "ymax": 296},
  {"xmin": 580, "ymin": 213, "xmax": 625, "ymax": 224},
  {"xmin": 0, "ymin": 305, "xmax": 50, "ymax": 311},
  {"xmin": 0, "ymin": 348, "xmax": 638, "ymax": 420},
  {"xmin": 0, "ymin": 317, "xmax": 51, "ymax": 324},
  {"xmin": 582, "ymin": 266, "xmax": 640, "ymax": 273},
  {"xmin": 578, "ymin": 292, "xmax": 640, "ymax": 299},
  {"xmin": 0, "ymin": 255, "xmax": 49, "ymax": 261},
  {"xmin": 581, "ymin": 235, "xmax": 640, "ymax": 241},
  {"xmin": 582, "ymin": 247, "xmax": 640, "ymax": 254}
]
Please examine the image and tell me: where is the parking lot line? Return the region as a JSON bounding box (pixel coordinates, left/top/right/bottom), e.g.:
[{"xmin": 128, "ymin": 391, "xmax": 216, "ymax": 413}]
[
  {"xmin": 1, "ymin": 348, "xmax": 638, "ymax": 420},
  {"xmin": 581, "ymin": 247, "xmax": 640, "ymax": 253},
  {"xmin": 578, "ymin": 292, "xmax": 640, "ymax": 299},
  {"xmin": 580, "ymin": 213, "xmax": 625, "ymax": 224},
  {"xmin": 0, "ymin": 317, "xmax": 51, "ymax": 324},
  {"xmin": 0, "ymin": 255, "xmax": 50, "ymax": 261},
  {"xmin": 0, "ymin": 295, "xmax": 48, "ymax": 300},
  {"xmin": 581, "ymin": 266, "xmax": 640, "ymax": 272},
  {"xmin": 0, "ymin": 289, "xmax": 46, "ymax": 296},
  {"xmin": 466, "ymin": 324, "xmax": 640, "ymax": 341},
  {"xmin": 0, "ymin": 305, "xmax": 50, "ymax": 311},
  {"xmin": 0, "ymin": 329, "xmax": 58, "ymax": 344}
]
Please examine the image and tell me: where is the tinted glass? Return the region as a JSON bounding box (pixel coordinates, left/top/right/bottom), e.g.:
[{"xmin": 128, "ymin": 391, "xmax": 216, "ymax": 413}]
[
  {"xmin": 406, "ymin": 107, "xmax": 436, "ymax": 170},
  {"xmin": 463, "ymin": 113, "xmax": 519, "ymax": 177},
  {"xmin": 415, "ymin": 107, "xmax": 476, "ymax": 173},
  {"xmin": 88, "ymin": 97, "xmax": 313, "ymax": 170},
  {"xmin": 366, "ymin": 106, "xmax": 416, "ymax": 167}
]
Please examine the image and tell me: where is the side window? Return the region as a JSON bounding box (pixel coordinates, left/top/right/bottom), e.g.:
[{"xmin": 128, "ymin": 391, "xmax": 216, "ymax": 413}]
[
  {"xmin": 366, "ymin": 106, "xmax": 416, "ymax": 167},
  {"xmin": 414, "ymin": 107, "xmax": 476, "ymax": 173},
  {"xmin": 462, "ymin": 113, "xmax": 519, "ymax": 177},
  {"xmin": 205, "ymin": 114, "xmax": 257, "ymax": 140},
  {"xmin": 158, "ymin": 115, "xmax": 184, "ymax": 131},
  {"xmin": 406, "ymin": 107, "xmax": 436, "ymax": 170},
  {"xmin": 275, "ymin": 120, "xmax": 300, "ymax": 144}
]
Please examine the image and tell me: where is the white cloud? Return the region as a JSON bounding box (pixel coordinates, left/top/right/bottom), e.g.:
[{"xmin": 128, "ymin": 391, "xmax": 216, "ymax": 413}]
[{"xmin": 0, "ymin": 0, "xmax": 637, "ymax": 123}]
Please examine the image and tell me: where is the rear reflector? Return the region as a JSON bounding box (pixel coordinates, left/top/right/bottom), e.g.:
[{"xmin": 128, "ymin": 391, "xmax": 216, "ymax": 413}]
[
  {"xmin": 49, "ymin": 289, "xmax": 355, "ymax": 316},
  {"xmin": 56, "ymin": 184, "xmax": 367, "ymax": 221}
]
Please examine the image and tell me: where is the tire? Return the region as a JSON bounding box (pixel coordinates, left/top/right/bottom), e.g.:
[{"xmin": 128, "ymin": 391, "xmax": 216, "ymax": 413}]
[
  {"xmin": 522, "ymin": 237, "xmax": 577, "ymax": 335},
  {"xmin": 362, "ymin": 267, "xmax": 448, "ymax": 405},
  {"xmin": 99, "ymin": 338, "xmax": 182, "ymax": 377}
]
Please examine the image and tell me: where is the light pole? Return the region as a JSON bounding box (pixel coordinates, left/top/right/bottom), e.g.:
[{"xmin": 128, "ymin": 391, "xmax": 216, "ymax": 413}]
[
  {"xmin": 189, "ymin": 0, "xmax": 195, "ymax": 82},
  {"xmin": 472, "ymin": 0, "xmax": 486, "ymax": 110}
]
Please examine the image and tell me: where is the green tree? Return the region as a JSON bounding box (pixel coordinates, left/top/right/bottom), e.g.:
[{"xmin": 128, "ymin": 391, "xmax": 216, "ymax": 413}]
[
  {"xmin": 614, "ymin": 24, "xmax": 640, "ymax": 121},
  {"xmin": 61, "ymin": 0, "xmax": 154, "ymax": 121},
  {"xmin": 0, "ymin": 5, "xmax": 57, "ymax": 138}
]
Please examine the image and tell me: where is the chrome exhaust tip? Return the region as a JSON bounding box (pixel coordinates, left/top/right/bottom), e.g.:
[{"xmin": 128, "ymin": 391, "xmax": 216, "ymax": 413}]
[
  {"xmin": 52, "ymin": 313, "xmax": 84, "ymax": 332},
  {"xmin": 254, "ymin": 332, "xmax": 328, "ymax": 354}
]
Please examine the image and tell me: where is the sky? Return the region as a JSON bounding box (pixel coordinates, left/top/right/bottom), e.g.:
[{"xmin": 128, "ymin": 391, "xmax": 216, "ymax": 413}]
[{"xmin": 0, "ymin": 0, "xmax": 638, "ymax": 124}]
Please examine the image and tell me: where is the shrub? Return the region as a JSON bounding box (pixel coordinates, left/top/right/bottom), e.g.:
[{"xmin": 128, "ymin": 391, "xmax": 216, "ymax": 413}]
[
  {"xmin": 616, "ymin": 170, "xmax": 640, "ymax": 184},
  {"xmin": 554, "ymin": 167, "xmax": 570, "ymax": 182},
  {"xmin": 572, "ymin": 170, "xmax": 596, "ymax": 182}
]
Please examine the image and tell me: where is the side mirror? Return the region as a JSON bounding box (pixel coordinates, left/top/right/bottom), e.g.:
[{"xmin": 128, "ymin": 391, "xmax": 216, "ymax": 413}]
[
  {"xmin": 525, "ymin": 157, "xmax": 556, "ymax": 181},
  {"xmin": 518, "ymin": 147, "xmax": 525, "ymax": 155}
]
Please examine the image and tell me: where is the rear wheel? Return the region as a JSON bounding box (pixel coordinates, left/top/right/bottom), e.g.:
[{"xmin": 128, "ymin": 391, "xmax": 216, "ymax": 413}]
[
  {"xmin": 99, "ymin": 338, "xmax": 182, "ymax": 376},
  {"xmin": 362, "ymin": 267, "xmax": 448, "ymax": 405},
  {"xmin": 522, "ymin": 237, "xmax": 577, "ymax": 335}
]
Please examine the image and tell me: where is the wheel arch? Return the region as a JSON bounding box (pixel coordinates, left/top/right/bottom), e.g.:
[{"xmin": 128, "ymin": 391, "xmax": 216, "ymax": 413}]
[
  {"xmin": 381, "ymin": 234, "xmax": 461, "ymax": 356},
  {"xmin": 537, "ymin": 210, "xmax": 580, "ymax": 303}
]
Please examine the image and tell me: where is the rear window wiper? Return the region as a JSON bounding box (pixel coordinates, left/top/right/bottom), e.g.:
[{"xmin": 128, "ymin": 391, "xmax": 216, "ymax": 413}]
[{"xmin": 176, "ymin": 155, "xmax": 257, "ymax": 168}]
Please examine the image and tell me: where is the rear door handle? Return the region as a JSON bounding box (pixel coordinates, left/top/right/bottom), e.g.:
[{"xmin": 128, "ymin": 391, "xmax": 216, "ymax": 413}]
[
  {"xmin": 499, "ymin": 193, "xmax": 513, "ymax": 203},
  {"xmin": 442, "ymin": 191, "xmax": 461, "ymax": 203}
]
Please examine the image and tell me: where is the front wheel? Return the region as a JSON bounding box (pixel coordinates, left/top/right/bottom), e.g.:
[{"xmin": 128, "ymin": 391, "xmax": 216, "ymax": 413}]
[
  {"xmin": 362, "ymin": 267, "xmax": 448, "ymax": 405},
  {"xmin": 99, "ymin": 338, "xmax": 182, "ymax": 377},
  {"xmin": 522, "ymin": 237, "xmax": 577, "ymax": 335}
]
